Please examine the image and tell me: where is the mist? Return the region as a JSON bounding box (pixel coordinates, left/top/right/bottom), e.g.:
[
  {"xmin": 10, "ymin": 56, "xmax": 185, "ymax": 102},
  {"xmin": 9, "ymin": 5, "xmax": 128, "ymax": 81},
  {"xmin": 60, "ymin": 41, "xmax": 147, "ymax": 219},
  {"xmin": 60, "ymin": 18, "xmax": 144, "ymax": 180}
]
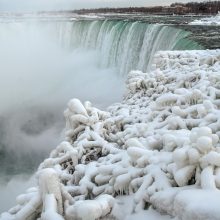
[
  {"xmin": 0, "ymin": 20, "xmax": 124, "ymax": 212},
  {"xmin": 0, "ymin": 175, "xmax": 36, "ymax": 213}
]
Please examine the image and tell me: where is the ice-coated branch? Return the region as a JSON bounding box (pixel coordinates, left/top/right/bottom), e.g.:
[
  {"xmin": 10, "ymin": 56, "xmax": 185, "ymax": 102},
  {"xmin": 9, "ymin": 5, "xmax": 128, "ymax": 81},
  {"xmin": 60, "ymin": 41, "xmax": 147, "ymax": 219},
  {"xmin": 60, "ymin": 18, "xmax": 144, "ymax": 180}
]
[{"xmin": 1, "ymin": 50, "xmax": 220, "ymax": 220}]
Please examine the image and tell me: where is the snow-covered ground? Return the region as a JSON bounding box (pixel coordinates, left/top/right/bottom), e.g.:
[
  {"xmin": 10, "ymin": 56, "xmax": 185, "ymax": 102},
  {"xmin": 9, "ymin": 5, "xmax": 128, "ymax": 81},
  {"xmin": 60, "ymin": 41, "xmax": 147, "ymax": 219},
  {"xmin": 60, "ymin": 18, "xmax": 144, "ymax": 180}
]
[
  {"xmin": 189, "ymin": 12, "xmax": 220, "ymax": 25},
  {"xmin": 1, "ymin": 49, "xmax": 220, "ymax": 220}
]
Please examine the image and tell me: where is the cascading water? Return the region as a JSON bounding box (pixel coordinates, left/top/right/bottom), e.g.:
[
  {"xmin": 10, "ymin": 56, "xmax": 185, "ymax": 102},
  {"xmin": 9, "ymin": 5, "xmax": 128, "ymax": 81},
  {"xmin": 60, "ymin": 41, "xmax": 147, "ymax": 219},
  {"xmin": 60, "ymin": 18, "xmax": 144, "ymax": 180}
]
[
  {"xmin": 54, "ymin": 20, "xmax": 203, "ymax": 74},
  {"xmin": 0, "ymin": 17, "xmax": 202, "ymax": 212}
]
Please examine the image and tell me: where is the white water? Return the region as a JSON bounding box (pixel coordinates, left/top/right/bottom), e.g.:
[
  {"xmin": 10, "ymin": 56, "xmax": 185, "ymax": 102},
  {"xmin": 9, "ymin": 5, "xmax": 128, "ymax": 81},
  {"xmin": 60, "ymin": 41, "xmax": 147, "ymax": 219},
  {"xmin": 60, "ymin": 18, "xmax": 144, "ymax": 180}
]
[
  {"xmin": 57, "ymin": 20, "xmax": 201, "ymax": 74},
  {"xmin": 0, "ymin": 18, "xmax": 201, "ymax": 212}
]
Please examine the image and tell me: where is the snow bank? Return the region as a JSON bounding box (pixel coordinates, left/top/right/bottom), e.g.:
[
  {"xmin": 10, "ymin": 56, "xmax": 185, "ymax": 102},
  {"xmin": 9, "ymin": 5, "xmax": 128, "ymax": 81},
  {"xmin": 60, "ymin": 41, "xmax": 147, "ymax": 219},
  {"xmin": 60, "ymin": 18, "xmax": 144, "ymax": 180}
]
[
  {"xmin": 1, "ymin": 49, "xmax": 220, "ymax": 220},
  {"xmin": 189, "ymin": 12, "xmax": 220, "ymax": 26}
]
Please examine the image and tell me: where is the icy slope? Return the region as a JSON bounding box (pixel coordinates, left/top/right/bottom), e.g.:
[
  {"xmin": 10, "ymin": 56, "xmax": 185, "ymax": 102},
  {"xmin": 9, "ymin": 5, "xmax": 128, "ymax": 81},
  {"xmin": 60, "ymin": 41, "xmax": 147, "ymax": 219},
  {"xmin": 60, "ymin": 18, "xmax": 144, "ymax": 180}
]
[
  {"xmin": 189, "ymin": 13, "xmax": 220, "ymax": 26},
  {"xmin": 1, "ymin": 49, "xmax": 220, "ymax": 220}
]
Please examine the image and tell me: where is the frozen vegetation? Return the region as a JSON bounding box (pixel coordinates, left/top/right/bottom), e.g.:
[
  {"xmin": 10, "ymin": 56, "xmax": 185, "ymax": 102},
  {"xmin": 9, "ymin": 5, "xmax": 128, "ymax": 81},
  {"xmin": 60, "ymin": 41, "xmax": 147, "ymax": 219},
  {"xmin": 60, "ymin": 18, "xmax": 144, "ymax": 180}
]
[
  {"xmin": 189, "ymin": 12, "xmax": 220, "ymax": 26},
  {"xmin": 1, "ymin": 49, "xmax": 220, "ymax": 220}
]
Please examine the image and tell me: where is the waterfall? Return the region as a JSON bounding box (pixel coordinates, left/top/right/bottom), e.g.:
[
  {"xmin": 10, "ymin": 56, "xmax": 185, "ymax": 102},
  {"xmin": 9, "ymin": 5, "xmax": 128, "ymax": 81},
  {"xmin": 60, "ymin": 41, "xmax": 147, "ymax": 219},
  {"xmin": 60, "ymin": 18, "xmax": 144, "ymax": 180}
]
[
  {"xmin": 55, "ymin": 20, "xmax": 203, "ymax": 74},
  {"xmin": 0, "ymin": 19, "xmax": 202, "ymax": 76}
]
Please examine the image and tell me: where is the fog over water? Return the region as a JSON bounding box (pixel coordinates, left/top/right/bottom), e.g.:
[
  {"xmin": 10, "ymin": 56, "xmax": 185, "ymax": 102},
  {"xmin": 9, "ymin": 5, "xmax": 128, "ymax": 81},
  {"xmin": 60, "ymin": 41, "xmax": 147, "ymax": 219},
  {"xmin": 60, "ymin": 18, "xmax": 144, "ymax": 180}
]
[{"xmin": 0, "ymin": 20, "xmax": 124, "ymax": 212}]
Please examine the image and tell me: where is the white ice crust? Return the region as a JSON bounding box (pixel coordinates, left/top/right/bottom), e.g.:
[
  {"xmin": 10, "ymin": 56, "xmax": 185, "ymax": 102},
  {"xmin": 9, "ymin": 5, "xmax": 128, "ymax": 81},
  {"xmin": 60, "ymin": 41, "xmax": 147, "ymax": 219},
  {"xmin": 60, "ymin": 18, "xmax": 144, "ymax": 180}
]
[
  {"xmin": 189, "ymin": 12, "xmax": 220, "ymax": 26},
  {"xmin": 1, "ymin": 49, "xmax": 220, "ymax": 220}
]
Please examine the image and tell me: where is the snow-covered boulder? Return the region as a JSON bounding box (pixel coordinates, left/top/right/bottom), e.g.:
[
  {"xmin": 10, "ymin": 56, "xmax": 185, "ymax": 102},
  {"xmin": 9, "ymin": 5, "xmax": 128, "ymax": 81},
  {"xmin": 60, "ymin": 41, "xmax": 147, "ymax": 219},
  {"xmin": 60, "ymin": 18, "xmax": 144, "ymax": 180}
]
[{"xmin": 1, "ymin": 49, "xmax": 220, "ymax": 220}]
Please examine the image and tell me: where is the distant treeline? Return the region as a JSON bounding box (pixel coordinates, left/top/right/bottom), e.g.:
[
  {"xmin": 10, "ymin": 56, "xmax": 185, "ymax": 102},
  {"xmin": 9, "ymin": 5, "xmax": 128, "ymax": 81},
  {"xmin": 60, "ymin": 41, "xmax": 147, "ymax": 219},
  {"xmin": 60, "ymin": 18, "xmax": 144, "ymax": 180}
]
[
  {"xmin": 74, "ymin": 1, "xmax": 220, "ymax": 15},
  {"xmin": 171, "ymin": 1, "xmax": 220, "ymax": 14}
]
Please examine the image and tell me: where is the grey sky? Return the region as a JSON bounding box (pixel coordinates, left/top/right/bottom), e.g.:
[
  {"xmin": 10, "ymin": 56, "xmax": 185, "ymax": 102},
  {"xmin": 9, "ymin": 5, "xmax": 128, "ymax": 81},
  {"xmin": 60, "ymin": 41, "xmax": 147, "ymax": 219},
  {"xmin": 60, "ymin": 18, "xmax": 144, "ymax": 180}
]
[{"xmin": 0, "ymin": 0, "xmax": 208, "ymax": 11}]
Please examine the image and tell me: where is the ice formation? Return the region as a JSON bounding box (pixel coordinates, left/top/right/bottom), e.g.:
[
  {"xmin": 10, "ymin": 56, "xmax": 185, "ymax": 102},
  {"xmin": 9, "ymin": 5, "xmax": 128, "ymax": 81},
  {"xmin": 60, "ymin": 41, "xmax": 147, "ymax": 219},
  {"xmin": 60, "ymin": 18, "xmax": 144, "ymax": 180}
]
[
  {"xmin": 1, "ymin": 49, "xmax": 220, "ymax": 220},
  {"xmin": 189, "ymin": 12, "xmax": 220, "ymax": 26}
]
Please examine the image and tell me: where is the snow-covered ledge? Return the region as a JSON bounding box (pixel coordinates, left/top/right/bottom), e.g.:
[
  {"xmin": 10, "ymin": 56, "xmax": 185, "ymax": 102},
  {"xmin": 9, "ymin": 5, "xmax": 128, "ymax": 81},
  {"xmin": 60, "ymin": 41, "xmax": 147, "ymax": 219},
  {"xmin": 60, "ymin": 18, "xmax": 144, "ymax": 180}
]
[{"xmin": 1, "ymin": 49, "xmax": 220, "ymax": 220}]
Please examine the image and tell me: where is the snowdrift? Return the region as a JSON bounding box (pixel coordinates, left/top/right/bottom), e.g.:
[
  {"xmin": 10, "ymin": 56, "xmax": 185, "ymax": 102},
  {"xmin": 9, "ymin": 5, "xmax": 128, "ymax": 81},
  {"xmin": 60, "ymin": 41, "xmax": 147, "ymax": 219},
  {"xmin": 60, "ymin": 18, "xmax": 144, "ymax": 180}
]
[{"xmin": 1, "ymin": 49, "xmax": 220, "ymax": 220}]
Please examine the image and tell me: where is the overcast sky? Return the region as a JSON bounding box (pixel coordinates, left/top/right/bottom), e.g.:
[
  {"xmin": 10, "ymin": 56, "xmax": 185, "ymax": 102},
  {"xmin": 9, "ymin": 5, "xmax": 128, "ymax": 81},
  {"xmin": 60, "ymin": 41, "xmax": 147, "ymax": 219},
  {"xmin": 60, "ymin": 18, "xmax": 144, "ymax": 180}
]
[{"xmin": 0, "ymin": 0, "xmax": 208, "ymax": 11}]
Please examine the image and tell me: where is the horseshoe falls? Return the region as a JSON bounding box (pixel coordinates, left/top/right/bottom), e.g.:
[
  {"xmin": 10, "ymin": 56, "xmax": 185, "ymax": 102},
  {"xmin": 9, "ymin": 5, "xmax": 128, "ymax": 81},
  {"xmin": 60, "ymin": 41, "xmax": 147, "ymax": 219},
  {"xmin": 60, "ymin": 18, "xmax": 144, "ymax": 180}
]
[
  {"xmin": 0, "ymin": 18, "xmax": 202, "ymax": 213},
  {"xmin": 57, "ymin": 20, "xmax": 202, "ymax": 74}
]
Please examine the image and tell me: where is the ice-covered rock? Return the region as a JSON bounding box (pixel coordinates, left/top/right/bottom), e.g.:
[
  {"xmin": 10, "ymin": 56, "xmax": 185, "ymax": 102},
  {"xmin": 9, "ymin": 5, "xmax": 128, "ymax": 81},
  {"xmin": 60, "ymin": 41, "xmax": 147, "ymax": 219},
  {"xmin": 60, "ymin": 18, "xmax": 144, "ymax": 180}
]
[{"xmin": 1, "ymin": 49, "xmax": 220, "ymax": 220}]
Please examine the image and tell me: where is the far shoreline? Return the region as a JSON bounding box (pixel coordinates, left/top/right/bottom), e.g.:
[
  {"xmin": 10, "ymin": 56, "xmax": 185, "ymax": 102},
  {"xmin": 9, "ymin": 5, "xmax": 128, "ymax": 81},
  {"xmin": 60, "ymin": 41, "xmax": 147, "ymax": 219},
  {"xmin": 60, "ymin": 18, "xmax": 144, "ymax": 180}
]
[{"xmin": 0, "ymin": 1, "xmax": 220, "ymax": 17}]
